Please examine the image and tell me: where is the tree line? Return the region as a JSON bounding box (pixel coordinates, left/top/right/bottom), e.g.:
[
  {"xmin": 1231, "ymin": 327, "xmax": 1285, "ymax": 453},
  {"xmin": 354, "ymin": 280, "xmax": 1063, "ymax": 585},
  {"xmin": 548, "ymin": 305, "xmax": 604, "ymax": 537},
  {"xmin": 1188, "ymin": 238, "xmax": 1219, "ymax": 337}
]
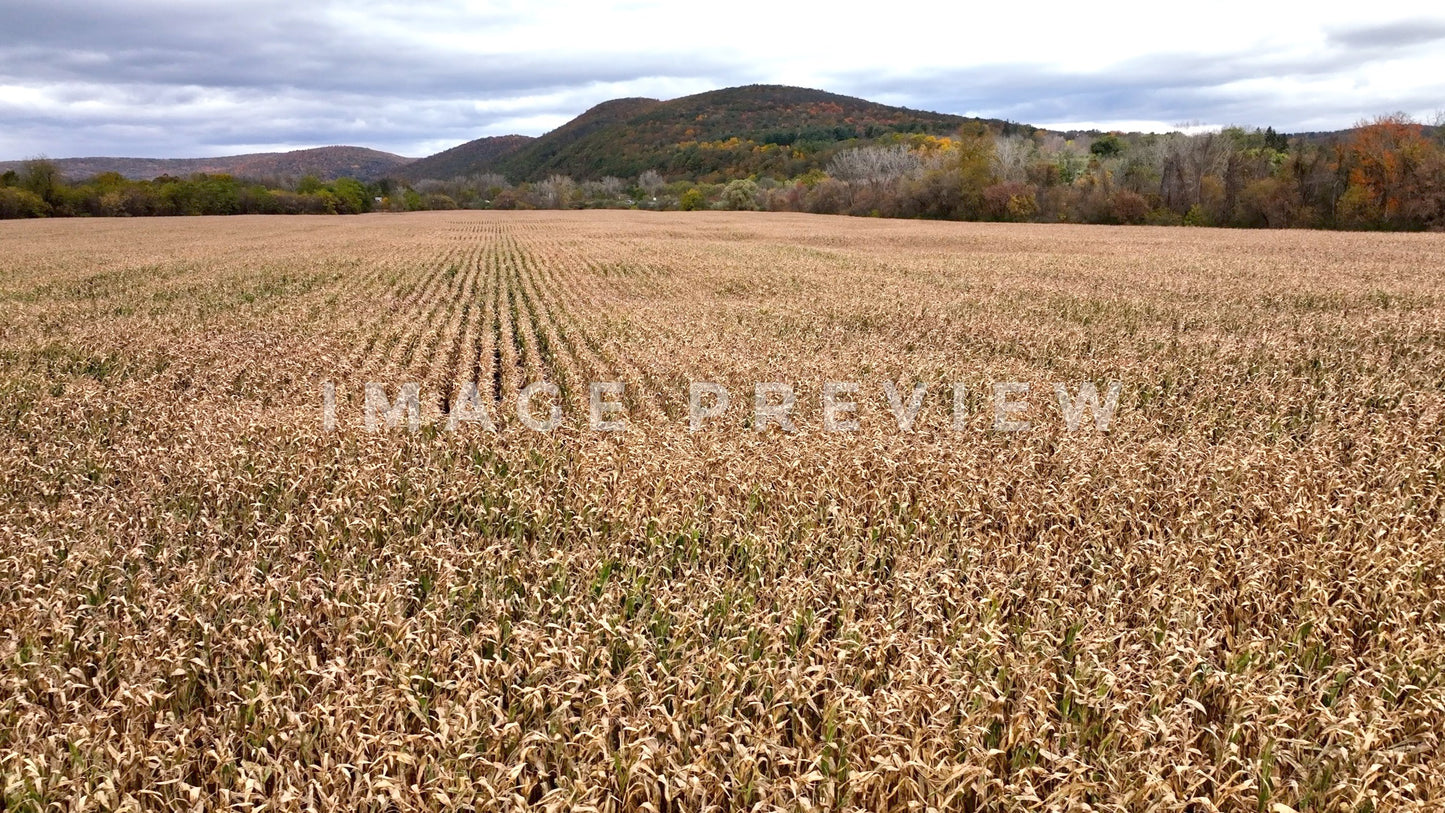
[
  {"xmin": 4, "ymin": 113, "xmax": 1442, "ymax": 230},
  {"xmin": 0, "ymin": 164, "xmax": 380, "ymax": 218},
  {"xmin": 779, "ymin": 115, "xmax": 1444, "ymax": 231},
  {"xmin": 391, "ymin": 114, "xmax": 1445, "ymax": 231}
]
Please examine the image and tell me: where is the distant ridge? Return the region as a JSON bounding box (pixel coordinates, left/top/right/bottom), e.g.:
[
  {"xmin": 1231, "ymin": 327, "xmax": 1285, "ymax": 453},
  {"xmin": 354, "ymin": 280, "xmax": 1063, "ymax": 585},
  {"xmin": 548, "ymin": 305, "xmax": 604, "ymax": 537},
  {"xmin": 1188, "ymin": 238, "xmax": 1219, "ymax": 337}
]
[{"xmin": 0, "ymin": 146, "xmax": 414, "ymax": 182}]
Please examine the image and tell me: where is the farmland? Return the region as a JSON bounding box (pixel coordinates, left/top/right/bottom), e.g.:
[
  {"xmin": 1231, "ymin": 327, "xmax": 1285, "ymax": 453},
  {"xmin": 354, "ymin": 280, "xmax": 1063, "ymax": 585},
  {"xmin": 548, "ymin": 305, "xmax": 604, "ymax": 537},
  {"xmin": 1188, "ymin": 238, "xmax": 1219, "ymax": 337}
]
[{"xmin": 1, "ymin": 211, "xmax": 1444, "ymax": 810}]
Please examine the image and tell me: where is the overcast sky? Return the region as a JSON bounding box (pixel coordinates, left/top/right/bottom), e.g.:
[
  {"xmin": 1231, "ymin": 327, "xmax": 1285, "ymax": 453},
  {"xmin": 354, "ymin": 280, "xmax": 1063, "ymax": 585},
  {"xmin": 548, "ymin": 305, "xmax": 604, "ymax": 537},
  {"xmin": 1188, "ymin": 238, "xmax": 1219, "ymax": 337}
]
[{"xmin": 3, "ymin": 0, "xmax": 1443, "ymax": 159}]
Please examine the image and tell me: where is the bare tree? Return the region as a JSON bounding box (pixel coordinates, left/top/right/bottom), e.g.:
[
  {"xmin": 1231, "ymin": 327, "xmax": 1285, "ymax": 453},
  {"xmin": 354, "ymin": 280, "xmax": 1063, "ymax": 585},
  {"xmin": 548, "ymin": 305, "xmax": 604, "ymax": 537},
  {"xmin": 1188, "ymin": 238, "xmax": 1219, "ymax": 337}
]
[
  {"xmin": 598, "ymin": 176, "xmax": 625, "ymax": 198},
  {"xmin": 826, "ymin": 145, "xmax": 922, "ymax": 187},
  {"xmin": 474, "ymin": 173, "xmax": 508, "ymax": 196},
  {"xmin": 1038, "ymin": 133, "xmax": 1069, "ymax": 155},
  {"xmin": 992, "ymin": 135, "xmax": 1035, "ymax": 183},
  {"xmin": 1160, "ymin": 131, "xmax": 1232, "ymax": 212},
  {"xmin": 638, "ymin": 170, "xmax": 665, "ymax": 198},
  {"xmin": 535, "ymin": 174, "xmax": 575, "ymax": 209}
]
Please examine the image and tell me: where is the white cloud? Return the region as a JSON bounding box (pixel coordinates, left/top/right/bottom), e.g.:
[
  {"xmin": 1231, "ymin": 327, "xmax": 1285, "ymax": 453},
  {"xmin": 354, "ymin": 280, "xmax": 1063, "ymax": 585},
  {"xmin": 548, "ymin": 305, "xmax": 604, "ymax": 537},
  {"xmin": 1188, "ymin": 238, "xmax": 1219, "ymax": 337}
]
[{"xmin": 1, "ymin": 0, "xmax": 1442, "ymax": 158}]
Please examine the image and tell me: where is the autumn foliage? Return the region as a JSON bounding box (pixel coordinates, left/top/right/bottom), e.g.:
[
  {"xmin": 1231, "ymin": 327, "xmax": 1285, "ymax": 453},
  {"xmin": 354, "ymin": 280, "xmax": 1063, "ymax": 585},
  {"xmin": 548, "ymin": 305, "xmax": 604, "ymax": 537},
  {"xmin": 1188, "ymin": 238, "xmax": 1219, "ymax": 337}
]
[{"xmin": 1336, "ymin": 115, "xmax": 1444, "ymax": 229}]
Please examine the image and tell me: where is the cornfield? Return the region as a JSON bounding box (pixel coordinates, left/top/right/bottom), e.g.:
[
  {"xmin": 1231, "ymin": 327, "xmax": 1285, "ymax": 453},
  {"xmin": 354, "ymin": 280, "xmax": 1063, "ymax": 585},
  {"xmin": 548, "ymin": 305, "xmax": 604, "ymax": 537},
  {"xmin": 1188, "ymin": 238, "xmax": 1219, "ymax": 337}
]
[{"xmin": 1, "ymin": 211, "xmax": 1443, "ymax": 811}]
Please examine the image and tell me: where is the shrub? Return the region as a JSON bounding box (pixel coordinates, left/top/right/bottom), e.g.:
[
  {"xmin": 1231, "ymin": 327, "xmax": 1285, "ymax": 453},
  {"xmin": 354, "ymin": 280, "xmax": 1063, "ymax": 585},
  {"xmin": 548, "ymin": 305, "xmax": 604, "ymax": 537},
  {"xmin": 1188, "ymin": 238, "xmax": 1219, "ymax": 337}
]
[
  {"xmin": 330, "ymin": 178, "xmax": 371, "ymax": 214},
  {"xmin": 679, "ymin": 188, "xmax": 706, "ymax": 211},
  {"xmin": 1090, "ymin": 134, "xmax": 1124, "ymax": 157},
  {"xmin": 424, "ymin": 193, "xmax": 459, "ymax": 210},
  {"xmin": 1238, "ymin": 178, "xmax": 1297, "ymax": 228},
  {"xmin": 1145, "ymin": 207, "xmax": 1184, "ymax": 226},
  {"xmin": 1109, "ymin": 191, "xmax": 1149, "ymax": 225},
  {"xmin": 490, "ymin": 190, "xmax": 531, "ymax": 210},
  {"xmin": 0, "ymin": 187, "xmax": 52, "ymax": 218},
  {"xmin": 721, "ymin": 179, "xmax": 760, "ymax": 211},
  {"xmin": 1183, "ymin": 203, "xmax": 1212, "ymax": 227},
  {"xmin": 982, "ymin": 182, "xmax": 1039, "ymax": 221}
]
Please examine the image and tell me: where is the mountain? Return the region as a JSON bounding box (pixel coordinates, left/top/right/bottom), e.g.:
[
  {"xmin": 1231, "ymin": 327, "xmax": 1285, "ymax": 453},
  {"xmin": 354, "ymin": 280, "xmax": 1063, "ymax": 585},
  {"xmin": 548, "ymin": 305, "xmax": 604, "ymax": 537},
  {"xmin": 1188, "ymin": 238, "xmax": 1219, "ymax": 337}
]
[
  {"xmin": 406, "ymin": 85, "xmax": 995, "ymax": 183},
  {"xmin": 394, "ymin": 135, "xmax": 534, "ymax": 182},
  {"xmin": 485, "ymin": 97, "xmax": 664, "ymax": 181},
  {"xmin": 0, "ymin": 146, "xmax": 414, "ymax": 182}
]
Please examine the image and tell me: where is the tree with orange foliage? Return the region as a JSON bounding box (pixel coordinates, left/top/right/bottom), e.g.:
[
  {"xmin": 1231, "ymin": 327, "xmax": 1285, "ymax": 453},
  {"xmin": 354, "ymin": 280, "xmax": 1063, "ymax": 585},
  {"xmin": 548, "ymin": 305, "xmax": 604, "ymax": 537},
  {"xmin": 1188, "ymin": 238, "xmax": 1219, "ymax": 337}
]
[{"xmin": 1337, "ymin": 114, "xmax": 1437, "ymax": 229}]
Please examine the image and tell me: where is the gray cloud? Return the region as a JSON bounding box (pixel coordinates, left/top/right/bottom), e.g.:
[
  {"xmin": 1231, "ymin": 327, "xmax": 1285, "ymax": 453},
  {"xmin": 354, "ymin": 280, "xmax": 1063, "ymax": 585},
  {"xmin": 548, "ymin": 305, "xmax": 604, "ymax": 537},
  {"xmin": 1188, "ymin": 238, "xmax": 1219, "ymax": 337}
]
[
  {"xmin": 832, "ymin": 41, "xmax": 1444, "ymax": 131},
  {"xmin": 0, "ymin": 0, "xmax": 751, "ymax": 157},
  {"xmin": 1328, "ymin": 19, "xmax": 1445, "ymax": 49},
  {"xmin": 0, "ymin": 1, "xmax": 1441, "ymax": 160},
  {"xmin": 0, "ymin": 4, "xmax": 737, "ymax": 101}
]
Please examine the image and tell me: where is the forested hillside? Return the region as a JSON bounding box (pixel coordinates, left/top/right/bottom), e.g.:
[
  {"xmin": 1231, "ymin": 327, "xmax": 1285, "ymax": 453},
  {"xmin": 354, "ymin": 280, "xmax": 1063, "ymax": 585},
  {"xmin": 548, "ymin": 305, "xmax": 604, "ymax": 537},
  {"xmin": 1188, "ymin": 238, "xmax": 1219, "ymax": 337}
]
[
  {"xmin": 406, "ymin": 86, "xmax": 985, "ymax": 184},
  {"xmin": 394, "ymin": 135, "xmax": 534, "ymax": 183}
]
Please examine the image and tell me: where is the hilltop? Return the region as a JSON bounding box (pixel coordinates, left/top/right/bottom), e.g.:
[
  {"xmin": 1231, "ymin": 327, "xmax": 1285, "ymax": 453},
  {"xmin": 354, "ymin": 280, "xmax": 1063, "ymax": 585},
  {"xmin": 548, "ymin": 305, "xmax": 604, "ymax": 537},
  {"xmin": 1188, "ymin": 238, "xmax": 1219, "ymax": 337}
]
[{"xmin": 412, "ymin": 85, "xmax": 998, "ymax": 183}]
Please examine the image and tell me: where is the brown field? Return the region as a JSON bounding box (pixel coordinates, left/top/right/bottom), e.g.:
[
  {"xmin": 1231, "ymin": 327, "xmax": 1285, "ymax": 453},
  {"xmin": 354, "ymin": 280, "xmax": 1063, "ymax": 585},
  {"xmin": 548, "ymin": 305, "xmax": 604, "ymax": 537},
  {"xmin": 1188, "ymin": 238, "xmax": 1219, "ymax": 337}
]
[{"xmin": 2, "ymin": 211, "xmax": 1444, "ymax": 811}]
